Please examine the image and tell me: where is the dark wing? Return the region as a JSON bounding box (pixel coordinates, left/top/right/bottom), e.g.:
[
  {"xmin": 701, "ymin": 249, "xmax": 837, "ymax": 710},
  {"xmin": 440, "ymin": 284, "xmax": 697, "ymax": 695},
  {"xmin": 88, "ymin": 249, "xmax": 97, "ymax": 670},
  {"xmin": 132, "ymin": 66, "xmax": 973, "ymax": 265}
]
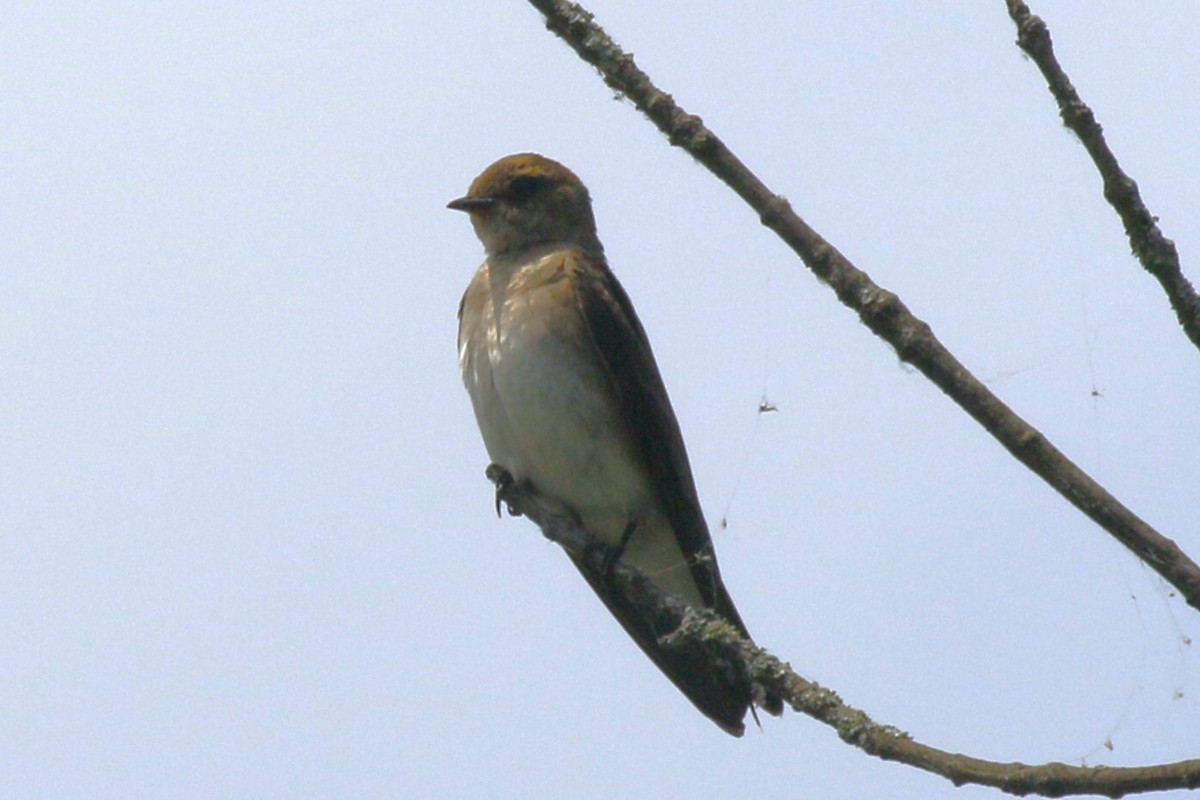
[
  {"xmin": 568, "ymin": 251, "xmax": 747, "ymax": 632},
  {"xmin": 564, "ymin": 251, "xmax": 759, "ymax": 735}
]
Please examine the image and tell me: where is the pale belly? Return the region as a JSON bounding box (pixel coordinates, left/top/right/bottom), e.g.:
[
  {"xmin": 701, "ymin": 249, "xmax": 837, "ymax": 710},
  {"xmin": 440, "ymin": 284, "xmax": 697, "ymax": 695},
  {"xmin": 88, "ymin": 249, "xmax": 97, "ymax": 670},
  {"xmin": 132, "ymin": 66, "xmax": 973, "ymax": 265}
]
[
  {"xmin": 466, "ymin": 310, "xmax": 651, "ymax": 547},
  {"xmin": 457, "ymin": 260, "xmax": 703, "ymax": 605}
]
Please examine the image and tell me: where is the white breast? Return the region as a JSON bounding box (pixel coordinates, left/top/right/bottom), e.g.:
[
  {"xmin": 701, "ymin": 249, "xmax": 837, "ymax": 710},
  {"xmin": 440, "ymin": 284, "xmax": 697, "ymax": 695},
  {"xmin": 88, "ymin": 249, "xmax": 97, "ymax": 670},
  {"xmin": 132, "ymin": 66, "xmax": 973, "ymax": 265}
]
[
  {"xmin": 459, "ymin": 255, "xmax": 651, "ymax": 547},
  {"xmin": 458, "ymin": 254, "xmax": 704, "ymax": 605}
]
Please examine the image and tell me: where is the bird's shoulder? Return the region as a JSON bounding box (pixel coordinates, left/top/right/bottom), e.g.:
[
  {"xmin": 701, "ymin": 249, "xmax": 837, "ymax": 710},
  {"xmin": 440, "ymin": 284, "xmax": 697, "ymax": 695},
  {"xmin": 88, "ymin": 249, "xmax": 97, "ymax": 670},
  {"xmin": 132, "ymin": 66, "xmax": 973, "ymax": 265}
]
[
  {"xmin": 509, "ymin": 246, "xmax": 607, "ymax": 293},
  {"xmin": 458, "ymin": 248, "xmax": 618, "ymax": 349},
  {"xmin": 498, "ymin": 247, "xmax": 631, "ymax": 336}
]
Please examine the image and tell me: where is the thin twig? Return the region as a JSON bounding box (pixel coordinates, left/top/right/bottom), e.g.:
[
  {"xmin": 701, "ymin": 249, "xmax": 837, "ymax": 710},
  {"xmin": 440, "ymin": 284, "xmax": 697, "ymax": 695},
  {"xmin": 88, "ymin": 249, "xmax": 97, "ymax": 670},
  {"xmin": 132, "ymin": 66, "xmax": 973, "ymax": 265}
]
[
  {"xmin": 522, "ymin": 0, "xmax": 1200, "ymax": 613},
  {"xmin": 491, "ymin": 467, "xmax": 1200, "ymax": 797},
  {"xmin": 1004, "ymin": 0, "xmax": 1200, "ymax": 352}
]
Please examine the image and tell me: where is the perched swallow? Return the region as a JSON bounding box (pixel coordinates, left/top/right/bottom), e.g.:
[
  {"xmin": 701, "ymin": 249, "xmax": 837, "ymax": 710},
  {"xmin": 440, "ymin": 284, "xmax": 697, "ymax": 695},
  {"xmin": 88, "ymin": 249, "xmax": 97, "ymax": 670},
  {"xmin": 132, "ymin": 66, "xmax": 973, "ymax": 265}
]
[{"xmin": 451, "ymin": 153, "xmax": 774, "ymax": 735}]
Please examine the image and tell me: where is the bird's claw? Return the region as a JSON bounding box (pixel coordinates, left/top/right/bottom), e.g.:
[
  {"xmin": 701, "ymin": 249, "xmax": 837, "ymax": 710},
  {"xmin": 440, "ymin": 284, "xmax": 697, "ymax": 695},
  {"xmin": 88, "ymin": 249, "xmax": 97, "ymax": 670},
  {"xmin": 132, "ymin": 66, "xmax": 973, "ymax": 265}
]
[{"xmin": 485, "ymin": 463, "xmax": 519, "ymax": 518}]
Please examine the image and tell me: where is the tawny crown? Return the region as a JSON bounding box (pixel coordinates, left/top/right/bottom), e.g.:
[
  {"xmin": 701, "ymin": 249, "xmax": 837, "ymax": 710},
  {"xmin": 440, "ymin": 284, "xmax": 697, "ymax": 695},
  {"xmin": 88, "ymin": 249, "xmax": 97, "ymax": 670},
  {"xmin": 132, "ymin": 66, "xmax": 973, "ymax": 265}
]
[
  {"xmin": 448, "ymin": 153, "xmax": 603, "ymax": 258},
  {"xmin": 466, "ymin": 153, "xmax": 582, "ymax": 200}
]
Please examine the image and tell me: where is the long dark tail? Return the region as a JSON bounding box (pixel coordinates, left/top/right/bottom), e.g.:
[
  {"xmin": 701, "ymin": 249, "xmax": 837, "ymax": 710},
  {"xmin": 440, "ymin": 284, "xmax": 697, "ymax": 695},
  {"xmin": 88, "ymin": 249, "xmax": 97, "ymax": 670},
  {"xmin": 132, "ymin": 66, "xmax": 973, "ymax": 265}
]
[{"xmin": 566, "ymin": 551, "xmax": 757, "ymax": 736}]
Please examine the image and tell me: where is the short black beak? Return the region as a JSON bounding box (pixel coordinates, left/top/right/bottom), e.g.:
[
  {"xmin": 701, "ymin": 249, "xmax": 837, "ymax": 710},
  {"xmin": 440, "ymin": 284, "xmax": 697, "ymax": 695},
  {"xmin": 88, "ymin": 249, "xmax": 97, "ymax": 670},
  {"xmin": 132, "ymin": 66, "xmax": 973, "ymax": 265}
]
[{"xmin": 447, "ymin": 195, "xmax": 495, "ymax": 212}]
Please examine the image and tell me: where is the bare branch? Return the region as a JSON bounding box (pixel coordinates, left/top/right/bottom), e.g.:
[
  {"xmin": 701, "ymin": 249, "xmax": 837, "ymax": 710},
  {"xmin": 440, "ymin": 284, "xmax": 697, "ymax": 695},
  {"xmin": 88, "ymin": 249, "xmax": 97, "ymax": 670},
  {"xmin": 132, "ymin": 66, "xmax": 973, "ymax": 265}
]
[
  {"xmin": 1004, "ymin": 0, "xmax": 1200, "ymax": 353},
  {"xmin": 489, "ymin": 466, "xmax": 1200, "ymax": 797},
  {"xmin": 522, "ymin": 0, "xmax": 1200, "ymax": 613}
]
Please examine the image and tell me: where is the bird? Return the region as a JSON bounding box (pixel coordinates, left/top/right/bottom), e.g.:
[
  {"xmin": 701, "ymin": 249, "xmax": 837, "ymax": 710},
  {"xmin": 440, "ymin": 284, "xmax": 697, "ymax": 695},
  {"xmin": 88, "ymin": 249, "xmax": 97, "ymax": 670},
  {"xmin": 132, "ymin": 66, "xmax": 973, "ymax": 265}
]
[{"xmin": 450, "ymin": 153, "xmax": 776, "ymax": 735}]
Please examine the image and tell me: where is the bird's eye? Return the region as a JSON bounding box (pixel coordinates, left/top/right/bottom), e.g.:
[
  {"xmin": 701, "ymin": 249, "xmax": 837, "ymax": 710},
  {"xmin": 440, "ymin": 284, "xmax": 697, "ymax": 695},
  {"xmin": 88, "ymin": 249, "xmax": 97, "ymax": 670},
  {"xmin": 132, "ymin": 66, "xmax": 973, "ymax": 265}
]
[{"xmin": 507, "ymin": 175, "xmax": 542, "ymax": 203}]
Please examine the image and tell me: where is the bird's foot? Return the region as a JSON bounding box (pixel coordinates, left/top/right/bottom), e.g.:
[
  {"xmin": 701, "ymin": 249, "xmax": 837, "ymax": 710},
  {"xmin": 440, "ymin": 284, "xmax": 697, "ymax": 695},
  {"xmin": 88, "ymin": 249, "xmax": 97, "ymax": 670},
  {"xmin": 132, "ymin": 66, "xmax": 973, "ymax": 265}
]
[{"xmin": 485, "ymin": 463, "xmax": 522, "ymax": 518}]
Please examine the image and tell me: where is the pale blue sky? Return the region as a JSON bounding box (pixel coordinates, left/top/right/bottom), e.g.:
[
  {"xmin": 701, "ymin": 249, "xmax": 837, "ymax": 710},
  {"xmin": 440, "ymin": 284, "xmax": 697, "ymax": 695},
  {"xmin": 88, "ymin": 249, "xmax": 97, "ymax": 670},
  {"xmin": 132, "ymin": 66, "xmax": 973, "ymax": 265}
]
[{"xmin": 2, "ymin": 3, "xmax": 1197, "ymax": 798}]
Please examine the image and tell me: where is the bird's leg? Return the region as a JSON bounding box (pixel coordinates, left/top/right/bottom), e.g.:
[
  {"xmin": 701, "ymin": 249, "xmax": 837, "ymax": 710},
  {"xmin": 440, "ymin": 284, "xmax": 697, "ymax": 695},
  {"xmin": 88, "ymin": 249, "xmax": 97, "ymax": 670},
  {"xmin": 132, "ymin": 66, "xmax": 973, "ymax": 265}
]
[{"xmin": 601, "ymin": 518, "xmax": 639, "ymax": 578}]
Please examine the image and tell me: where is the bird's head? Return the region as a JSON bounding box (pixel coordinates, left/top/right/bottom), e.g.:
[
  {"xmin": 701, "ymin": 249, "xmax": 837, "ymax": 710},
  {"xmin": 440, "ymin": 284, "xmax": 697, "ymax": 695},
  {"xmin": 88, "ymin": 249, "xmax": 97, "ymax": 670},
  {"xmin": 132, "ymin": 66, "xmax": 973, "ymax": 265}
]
[{"xmin": 448, "ymin": 153, "xmax": 603, "ymax": 258}]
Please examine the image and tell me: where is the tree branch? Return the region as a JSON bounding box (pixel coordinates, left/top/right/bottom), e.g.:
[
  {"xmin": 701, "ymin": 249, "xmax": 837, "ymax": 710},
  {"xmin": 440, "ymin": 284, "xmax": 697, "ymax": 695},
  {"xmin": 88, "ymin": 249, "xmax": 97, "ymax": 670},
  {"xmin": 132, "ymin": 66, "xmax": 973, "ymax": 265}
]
[
  {"xmin": 522, "ymin": 0, "xmax": 1200, "ymax": 613},
  {"xmin": 1003, "ymin": 0, "xmax": 1200, "ymax": 353},
  {"xmin": 489, "ymin": 466, "xmax": 1200, "ymax": 797}
]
